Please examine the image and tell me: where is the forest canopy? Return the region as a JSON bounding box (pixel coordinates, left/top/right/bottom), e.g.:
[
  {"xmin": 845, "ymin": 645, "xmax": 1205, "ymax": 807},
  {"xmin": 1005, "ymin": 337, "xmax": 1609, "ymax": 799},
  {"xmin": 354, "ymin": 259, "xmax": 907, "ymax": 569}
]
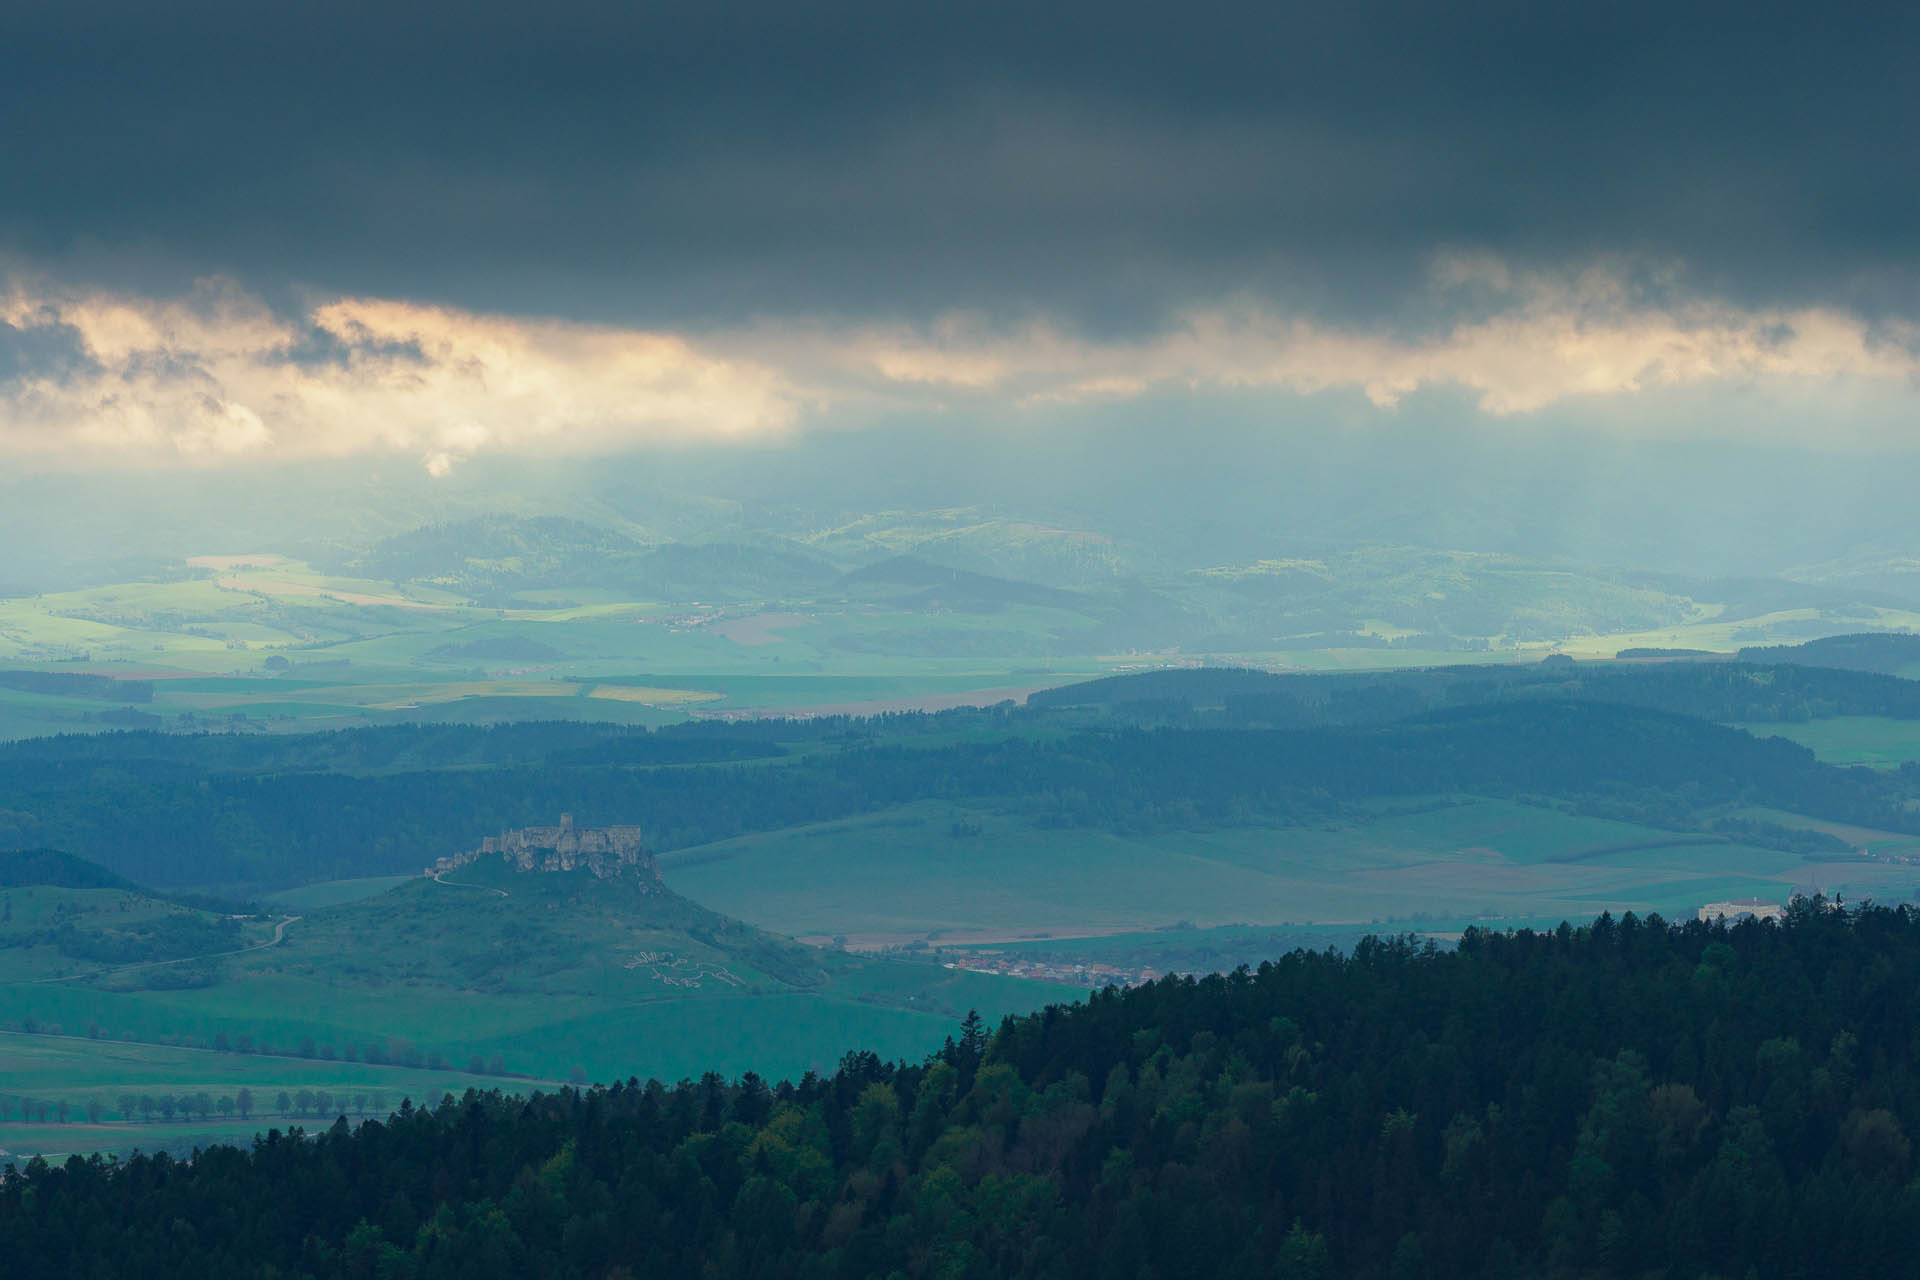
[{"xmin": 6, "ymin": 902, "xmax": 1919, "ymax": 1279}]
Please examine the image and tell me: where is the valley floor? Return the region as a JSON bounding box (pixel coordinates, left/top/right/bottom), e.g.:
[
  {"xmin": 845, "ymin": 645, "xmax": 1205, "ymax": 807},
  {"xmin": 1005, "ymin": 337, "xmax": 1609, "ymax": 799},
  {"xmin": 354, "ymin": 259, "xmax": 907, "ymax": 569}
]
[{"xmin": 660, "ymin": 796, "xmax": 1920, "ymax": 943}]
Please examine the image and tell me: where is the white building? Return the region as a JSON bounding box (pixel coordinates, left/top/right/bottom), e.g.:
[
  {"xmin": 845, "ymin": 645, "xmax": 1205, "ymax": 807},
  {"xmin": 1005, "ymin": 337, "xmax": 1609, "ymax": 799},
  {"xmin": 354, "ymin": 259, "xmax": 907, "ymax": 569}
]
[{"xmin": 1697, "ymin": 898, "xmax": 1786, "ymax": 924}]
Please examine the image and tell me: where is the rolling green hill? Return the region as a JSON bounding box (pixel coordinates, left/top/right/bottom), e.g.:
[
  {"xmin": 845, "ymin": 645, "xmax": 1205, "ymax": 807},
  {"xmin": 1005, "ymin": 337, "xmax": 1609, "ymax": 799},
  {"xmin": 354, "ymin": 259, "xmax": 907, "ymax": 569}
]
[
  {"xmin": 264, "ymin": 851, "xmax": 828, "ymax": 994},
  {"xmin": 0, "ymin": 844, "xmax": 1075, "ymax": 1157},
  {"xmin": 0, "ymin": 855, "xmax": 272, "ymax": 987},
  {"xmin": 347, "ymin": 514, "xmax": 845, "ymax": 604}
]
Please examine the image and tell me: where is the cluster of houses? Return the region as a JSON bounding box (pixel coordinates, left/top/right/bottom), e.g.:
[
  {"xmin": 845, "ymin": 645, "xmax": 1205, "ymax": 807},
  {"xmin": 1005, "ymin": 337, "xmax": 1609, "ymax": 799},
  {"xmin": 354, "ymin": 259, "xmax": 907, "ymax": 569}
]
[
  {"xmin": 1696, "ymin": 898, "xmax": 1788, "ymax": 924},
  {"xmin": 943, "ymin": 952, "xmax": 1161, "ymax": 989}
]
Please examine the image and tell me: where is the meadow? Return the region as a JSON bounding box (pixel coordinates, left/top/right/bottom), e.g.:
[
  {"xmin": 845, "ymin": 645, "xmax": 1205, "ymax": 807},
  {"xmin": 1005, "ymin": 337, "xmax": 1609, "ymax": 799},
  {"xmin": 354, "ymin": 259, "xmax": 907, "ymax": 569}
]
[
  {"xmin": 658, "ymin": 796, "xmax": 1918, "ymax": 943},
  {"xmin": 1736, "ymin": 715, "xmax": 1920, "ymax": 768},
  {"xmin": 262, "ymin": 876, "xmax": 415, "ymax": 910},
  {"xmin": 0, "ymin": 860, "xmax": 1077, "ymax": 1161},
  {"xmin": 0, "ymin": 952, "xmax": 1062, "ymax": 1164},
  {"xmin": 0, "ymin": 1029, "xmax": 513, "ymax": 1160}
]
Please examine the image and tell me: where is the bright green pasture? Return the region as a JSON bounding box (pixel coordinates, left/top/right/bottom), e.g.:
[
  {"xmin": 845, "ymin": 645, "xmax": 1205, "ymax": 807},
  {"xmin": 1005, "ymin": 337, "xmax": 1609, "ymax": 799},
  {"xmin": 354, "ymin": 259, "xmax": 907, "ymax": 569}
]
[
  {"xmin": 1736, "ymin": 717, "xmax": 1920, "ymax": 768},
  {"xmin": 0, "ymin": 1029, "xmax": 512, "ymax": 1107},
  {"xmin": 0, "ymin": 957, "xmax": 1066, "ymax": 1158},
  {"xmin": 1731, "ymin": 808, "xmax": 1920, "ymax": 876},
  {"xmin": 0, "ymin": 887, "xmax": 276, "ymax": 983},
  {"xmin": 0, "ymin": 869, "xmax": 1076, "ymax": 1119},
  {"xmin": 0, "ymin": 956, "xmax": 1067, "ymax": 1110},
  {"xmin": 1554, "ymin": 606, "xmax": 1920, "ymax": 660},
  {"xmin": 0, "ymin": 971, "xmax": 602, "ymax": 1068},
  {"xmin": 0, "ymin": 689, "xmax": 120, "ymax": 740},
  {"xmin": 0, "ymin": 1029, "xmax": 515, "ymax": 1160},
  {"xmin": 484, "ymin": 970, "xmax": 1067, "ymax": 1085},
  {"xmin": 660, "ymin": 798, "xmax": 1904, "ymax": 939},
  {"xmin": 263, "ymin": 877, "xmax": 415, "ymax": 910},
  {"xmin": 2, "ymin": 1117, "xmax": 320, "ymax": 1162}
]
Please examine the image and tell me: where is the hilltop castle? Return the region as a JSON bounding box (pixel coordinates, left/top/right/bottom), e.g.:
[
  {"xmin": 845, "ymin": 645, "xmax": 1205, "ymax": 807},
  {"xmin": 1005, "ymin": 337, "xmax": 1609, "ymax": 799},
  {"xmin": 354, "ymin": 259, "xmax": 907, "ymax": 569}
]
[{"xmin": 433, "ymin": 814, "xmax": 658, "ymax": 883}]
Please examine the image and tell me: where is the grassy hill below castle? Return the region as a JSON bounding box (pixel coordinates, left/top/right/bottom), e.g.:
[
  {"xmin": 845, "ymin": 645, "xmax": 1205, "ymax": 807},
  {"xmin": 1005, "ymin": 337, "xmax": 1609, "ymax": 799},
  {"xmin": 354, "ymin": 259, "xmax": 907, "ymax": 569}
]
[{"xmin": 0, "ymin": 848, "xmax": 1072, "ymax": 1161}]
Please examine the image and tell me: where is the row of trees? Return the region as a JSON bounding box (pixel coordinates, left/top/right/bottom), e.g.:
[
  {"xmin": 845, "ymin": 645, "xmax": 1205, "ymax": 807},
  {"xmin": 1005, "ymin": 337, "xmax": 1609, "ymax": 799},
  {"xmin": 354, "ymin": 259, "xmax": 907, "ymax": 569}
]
[
  {"xmin": 0, "ymin": 1097, "xmax": 95, "ymax": 1124},
  {"xmin": 2, "ymin": 1088, "xmax": 392, "ymax": 1126},
  {"xmin": 7, "ymin": 1019, "xmax": 518, "ymax": 1079},
  {"xmin": 209, "ymin": 1031, "xmax": 501, "ymax": 1074},
  {"xmin": 12, "ymin": 903, "xmax": 1920, "ymax": 1277}
]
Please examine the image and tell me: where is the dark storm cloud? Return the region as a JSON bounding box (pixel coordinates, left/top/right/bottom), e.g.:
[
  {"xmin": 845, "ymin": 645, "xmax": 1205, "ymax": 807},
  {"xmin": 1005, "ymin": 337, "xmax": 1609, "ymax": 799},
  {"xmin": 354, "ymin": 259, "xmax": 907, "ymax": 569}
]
[
  {"xmin": 0, "ymin": 314, "xmax": 94, "ymax": 383},
  {"xmin": 2, "ymin": 0, "xmax": 1916, "ymax": 327}
]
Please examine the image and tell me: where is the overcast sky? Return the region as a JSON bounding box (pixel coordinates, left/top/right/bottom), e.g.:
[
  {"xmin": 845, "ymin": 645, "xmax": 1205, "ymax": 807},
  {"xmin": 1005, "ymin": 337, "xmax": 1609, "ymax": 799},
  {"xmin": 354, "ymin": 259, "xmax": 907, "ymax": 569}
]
[{"xmin": 1, "ymin": 0, "xmax": 1917, "ymax": 556}]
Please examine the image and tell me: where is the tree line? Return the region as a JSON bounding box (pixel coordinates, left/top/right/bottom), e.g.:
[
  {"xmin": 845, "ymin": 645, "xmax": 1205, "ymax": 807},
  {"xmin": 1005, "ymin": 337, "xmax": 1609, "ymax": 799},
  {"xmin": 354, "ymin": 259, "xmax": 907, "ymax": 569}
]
[
  {"xmin": 3, "ymin": 1013, "xmax": 530, "ymax": 1086},
  {"xmin": 1, "ymin": 1088, "xmax": 392, "ymax": 1127},
  {"xmin": 10, "ymin": 902, "xmax": 1920, "ymax": 1277},
  {"xmin": 1036, "ymin": 654, "xmax": 1920, "ymax": 729}
]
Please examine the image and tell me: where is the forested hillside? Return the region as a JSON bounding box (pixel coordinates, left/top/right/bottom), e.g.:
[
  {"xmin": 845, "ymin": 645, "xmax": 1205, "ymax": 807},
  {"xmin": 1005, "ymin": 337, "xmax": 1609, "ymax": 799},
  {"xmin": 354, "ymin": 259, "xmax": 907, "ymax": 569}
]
[
  {"xmin": 8, "ymin": 903, "xmax": 1919, "ymax": 1278},
  {"xmin": 1738, "ymin": 632, "xmax": 1920, "ymax": 675},
  {"xmin": 1035, "ymin": 654, "xmax": 1920, "ymax": 728},
  {"xmin": 4, "ymin": 701, "xmax": 1916, "ymax": 893}
]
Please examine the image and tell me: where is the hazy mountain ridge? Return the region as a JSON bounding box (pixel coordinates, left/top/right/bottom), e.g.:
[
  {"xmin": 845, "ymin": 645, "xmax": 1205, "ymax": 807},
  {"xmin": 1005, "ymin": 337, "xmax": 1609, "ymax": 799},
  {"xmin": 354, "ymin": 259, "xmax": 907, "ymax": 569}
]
[
  {"xmin": 315, "ymin": 513, "xmax": 1920, "ymax": 650},
  {"xmin": 343, "ymin": 515, "xmax": 844, "ymax": 604}
]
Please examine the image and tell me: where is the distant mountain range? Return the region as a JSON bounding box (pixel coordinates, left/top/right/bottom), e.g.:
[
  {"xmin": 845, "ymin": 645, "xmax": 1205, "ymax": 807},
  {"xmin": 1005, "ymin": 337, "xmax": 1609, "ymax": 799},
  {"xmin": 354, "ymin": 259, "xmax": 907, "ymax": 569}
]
[{"xmin": 330, "ymin": 513, "xmax": 1920, "ymax": 653}]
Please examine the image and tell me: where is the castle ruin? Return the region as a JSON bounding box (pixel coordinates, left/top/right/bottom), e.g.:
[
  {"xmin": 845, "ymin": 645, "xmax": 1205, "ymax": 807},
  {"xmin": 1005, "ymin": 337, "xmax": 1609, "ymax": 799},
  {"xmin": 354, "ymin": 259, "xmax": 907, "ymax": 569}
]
[{"xmin": 432, "ymin": 813, "xmax": 658, "ymax": 884}]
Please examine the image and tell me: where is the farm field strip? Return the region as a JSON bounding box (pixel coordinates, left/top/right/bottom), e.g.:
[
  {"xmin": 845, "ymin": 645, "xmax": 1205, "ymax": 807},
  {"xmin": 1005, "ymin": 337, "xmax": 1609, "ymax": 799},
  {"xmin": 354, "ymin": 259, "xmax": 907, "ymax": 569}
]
[
  {"xmin": 661, "ymin": 797, "xmax": 1920, "ymax": 940},
  {"xmin": 1736, "ymin": 716, "xmax": 1920, "ymax": 768}
]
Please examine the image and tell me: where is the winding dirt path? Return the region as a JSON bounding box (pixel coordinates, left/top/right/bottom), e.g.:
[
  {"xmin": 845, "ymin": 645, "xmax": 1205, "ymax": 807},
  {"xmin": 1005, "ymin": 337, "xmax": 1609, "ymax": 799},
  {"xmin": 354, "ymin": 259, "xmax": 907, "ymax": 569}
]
[
  {"xmin": 430, "ymin": 871, "xmax": 509, "ymax": 898},
  {"xmin": 18, "ymin": 915, "xmax": 302, "ymax": 986}
]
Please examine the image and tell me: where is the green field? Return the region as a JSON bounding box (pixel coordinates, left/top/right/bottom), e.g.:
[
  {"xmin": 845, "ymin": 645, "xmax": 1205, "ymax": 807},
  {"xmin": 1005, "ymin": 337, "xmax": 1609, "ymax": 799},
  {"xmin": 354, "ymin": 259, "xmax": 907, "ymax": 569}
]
[
  {"xmin": 660, "ymin": 797, "xmax": 1920, "ymax": 941},
  {"xmin": 263, "ymin": 876, "xmax": 415, "ymax": 909},
  {"xmin": 1732, "ymin": 806, "xmax": 1920, "ymax": 861},
  {"xmin": 0, "ymin": 860, "xmax": 1077, "ymax": 1158},
  {"xmin": 0, "ymin": 1029, "xmax": 518, "ymax": 1161},
  {"xmin": 1737, "ymin": 716, "xmax": 1920, "ymax": 767}
]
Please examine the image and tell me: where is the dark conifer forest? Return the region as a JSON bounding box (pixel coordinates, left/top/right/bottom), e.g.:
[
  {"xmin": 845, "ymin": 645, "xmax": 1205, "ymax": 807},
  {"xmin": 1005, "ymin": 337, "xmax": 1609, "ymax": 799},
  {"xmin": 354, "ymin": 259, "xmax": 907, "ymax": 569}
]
[{"xmin": 8, "ymin": 902, "xmax": 1919, "ymax": 1279}]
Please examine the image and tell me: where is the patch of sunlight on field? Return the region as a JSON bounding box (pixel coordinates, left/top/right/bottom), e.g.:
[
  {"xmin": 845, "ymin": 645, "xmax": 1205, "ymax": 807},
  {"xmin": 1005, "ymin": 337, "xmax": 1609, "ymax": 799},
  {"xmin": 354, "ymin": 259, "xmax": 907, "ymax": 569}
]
[
  {"xmin": 586, "ymin": 684, "xmax": 722, "ymax": 704},
  {"xmin": 0, "ymin": 605, "xmax": 169, "ymax": 651},
  {"xmin": 215, "ymin": 572, "xmax": 461, "ymax": 612},
  {"xmin": 1735, "ymin": 806, "xmax": 1920, "ymax": 857},
  {"xmin": 41, "ymin": 579, "xmax": 252, "ymax": 612},
  {"xmin": 1555, "ymin": 606, "xmax": 1920, "ymax": 660},
  {"xmin": 357, "ymin": 681, "xmax": 588, "ymax": 709},
  {"xmin": 154, "ymin": 680, "xmax": 595, "ymax": 712},
  {"xmin": 504, "ymin": 600, "xmax": 669, "ymax": 621},
  {"xmin": 1204, "ymin": 648, "xmax": 1521, "ymax": 673},
  {"xmin": 185, "ymin": 553, "xmax": 290, "ymax": 570}
]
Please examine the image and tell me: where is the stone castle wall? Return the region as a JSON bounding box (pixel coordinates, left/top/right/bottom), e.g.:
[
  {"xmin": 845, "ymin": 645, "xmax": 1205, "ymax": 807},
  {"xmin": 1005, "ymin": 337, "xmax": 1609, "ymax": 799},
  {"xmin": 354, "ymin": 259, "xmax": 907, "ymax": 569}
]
[{"xmin": 434, "ymin": 814, "xmax": 658, "ymax": 883}]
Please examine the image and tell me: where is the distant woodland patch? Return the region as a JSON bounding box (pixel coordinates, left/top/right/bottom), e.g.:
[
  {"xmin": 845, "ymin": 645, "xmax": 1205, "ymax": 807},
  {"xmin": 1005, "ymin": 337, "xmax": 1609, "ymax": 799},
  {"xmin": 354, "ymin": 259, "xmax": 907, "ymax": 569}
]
[{"xmin": 0, "ymin": 670, "xmax": 152, "ymax": 702}]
